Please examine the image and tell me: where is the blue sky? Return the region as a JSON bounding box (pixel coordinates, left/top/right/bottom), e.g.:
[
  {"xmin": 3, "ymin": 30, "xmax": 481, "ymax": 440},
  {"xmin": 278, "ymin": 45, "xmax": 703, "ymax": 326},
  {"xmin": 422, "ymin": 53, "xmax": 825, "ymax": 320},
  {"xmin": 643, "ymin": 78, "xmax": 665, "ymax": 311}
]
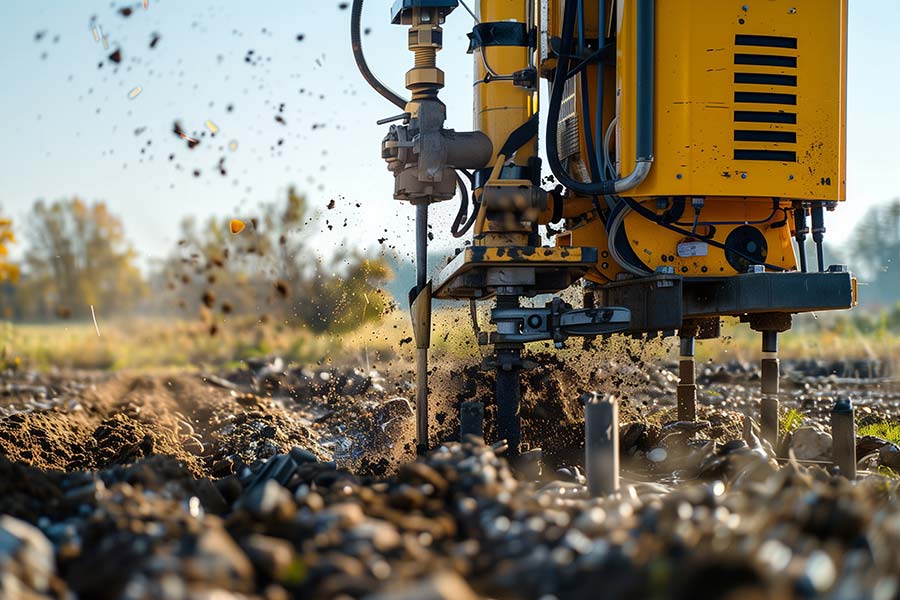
[{"xmin": 1, "ymin": 1, "xmax": 898, "ymax": 268}]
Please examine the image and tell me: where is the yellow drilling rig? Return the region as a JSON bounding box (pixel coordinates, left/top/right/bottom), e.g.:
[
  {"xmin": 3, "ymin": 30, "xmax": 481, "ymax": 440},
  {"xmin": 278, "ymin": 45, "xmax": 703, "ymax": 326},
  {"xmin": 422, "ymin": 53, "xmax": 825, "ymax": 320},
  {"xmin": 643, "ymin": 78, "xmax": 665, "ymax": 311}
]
[{"xmin": 352, "ymin": 0, "xmax": 855, "ymax": 456}]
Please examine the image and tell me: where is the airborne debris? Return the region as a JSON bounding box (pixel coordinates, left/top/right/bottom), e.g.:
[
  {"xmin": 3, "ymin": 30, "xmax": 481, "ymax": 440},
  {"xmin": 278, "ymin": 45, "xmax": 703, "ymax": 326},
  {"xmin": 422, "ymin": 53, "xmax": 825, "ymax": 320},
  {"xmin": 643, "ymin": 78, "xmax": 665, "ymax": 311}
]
[
  {"xmin": 274, "ymin": 280, "xmax": 290, "ymax": 298},
  {"xmin": 230, "ymin": 219, "xmax": 246, "ymax": 235},
  {"xmin": 128, "ymin": 86, "xmax": 142, "ymax": 99},
  {"xmin": 173, "ymin": 121, "xmax": 200, "ymax": 148},
  {"xmin": 201, "ymin": 291, "xmax": 216, "ymax": 309},
  {"xmin": 90, "ymin": 305, "xmax": 101, "ymax": 337},
  {"xmin": 108, "ymin": 48, "xmax": 122, "ymax": 64},
  {"xmin": 205, "ymin": 120, "xmax": 219, "ymax": 135}
]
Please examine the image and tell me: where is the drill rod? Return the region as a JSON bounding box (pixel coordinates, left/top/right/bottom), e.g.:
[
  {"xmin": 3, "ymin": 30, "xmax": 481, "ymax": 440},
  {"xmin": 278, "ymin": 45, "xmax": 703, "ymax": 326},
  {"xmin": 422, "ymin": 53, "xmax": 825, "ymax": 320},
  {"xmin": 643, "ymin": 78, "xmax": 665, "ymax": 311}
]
[
  {"xmin": 760, "ymin": 331, "xmax": 780, "ymax": 451},
  {"xmin": 415, "ymin": 203, "xmax": 429, "ymax": 455}
]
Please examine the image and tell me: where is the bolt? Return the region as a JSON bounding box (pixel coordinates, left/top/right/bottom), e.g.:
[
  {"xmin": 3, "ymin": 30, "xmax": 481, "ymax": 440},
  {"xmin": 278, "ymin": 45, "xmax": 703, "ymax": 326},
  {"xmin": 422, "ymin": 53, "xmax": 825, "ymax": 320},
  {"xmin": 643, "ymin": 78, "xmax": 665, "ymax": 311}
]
[
  {"xmin": 676, "ymin": 173, "xmax": 683, "ymax": 180},
  {"xmin": 742, "ymin": 4, "xmax": 749, "ymax": 11},
  {"xmin": 741, "ymin": 172, "xmax": 748, "ymax": 179}
]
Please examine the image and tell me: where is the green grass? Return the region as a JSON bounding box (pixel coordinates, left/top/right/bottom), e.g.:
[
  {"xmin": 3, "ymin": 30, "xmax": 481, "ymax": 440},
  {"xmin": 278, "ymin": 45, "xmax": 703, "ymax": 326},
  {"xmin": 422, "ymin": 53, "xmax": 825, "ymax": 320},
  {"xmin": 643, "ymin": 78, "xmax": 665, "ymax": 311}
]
[
  {"xmin": 858, "ymin": 421, "xmax": 900, "ymax": 446},
  {"xmin": 781, "ymin": 408, "xmax": 805, "ymax": 435}
]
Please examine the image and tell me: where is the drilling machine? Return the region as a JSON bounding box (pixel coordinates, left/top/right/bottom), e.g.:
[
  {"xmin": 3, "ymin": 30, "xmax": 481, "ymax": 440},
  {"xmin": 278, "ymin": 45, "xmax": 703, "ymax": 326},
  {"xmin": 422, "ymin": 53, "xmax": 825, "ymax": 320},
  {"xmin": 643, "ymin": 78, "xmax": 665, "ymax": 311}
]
[{"xmin": 351, "ymin": 0, "xmax": 856, "ymax": 456}]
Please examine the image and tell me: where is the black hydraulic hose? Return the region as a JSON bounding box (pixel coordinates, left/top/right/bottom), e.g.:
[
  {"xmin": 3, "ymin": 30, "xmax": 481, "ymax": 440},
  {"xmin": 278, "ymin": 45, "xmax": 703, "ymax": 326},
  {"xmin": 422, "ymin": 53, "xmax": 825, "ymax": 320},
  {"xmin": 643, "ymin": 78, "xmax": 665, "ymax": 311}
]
[
  {"xmin": 546, "ymin": 0, "xmax": 654, "ymax": 196},
  {"xmin": 351, "ymin": 0, "xmax": 408, "ymax": 110},
  {"xmin": 451, "ymin": 171, "xmax": 479, "ymax": 238},
  {"xmin": 634, "ymin": 0, "xmax": 654, "ymax": 163},
  {"xmin": 580, "ymin": 70, "xmax": 601, "ymax": 181}
]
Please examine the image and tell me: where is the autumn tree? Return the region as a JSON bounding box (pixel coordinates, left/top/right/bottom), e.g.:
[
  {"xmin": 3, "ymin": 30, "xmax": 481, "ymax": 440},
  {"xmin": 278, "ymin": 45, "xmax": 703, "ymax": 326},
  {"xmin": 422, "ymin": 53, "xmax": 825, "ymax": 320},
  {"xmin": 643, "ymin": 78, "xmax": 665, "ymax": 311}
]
[
  {"xmin": 154, "ymin": 187, "xmax": 393, "ymax": 333},
  {"xmin": 0, "ymin": 212, "xmax": 18, "ymax": 285},
  {"xmin": 15, "ymin": 199, "xmax": 145, "ymax": 320}
]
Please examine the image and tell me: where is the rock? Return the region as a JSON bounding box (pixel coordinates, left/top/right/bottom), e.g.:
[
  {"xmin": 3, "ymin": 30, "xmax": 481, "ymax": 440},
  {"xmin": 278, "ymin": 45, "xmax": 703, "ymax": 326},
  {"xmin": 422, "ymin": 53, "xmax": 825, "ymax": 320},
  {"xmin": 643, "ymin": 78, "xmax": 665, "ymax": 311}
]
[
  {"xmin": 215, "ymin": 475, "xmax": 244, "ymax": 505},
  {"xmin": 647, "ymin": 448, "xmax": 668, "ymax": 463},
  {"xmin": 290, "ymin": 447, "xmax": 319, "ymax": 465},
  {"xmin": 397, "ymin": 462, "xmax": 448, "ymax": 496},
  {"xmin": 790, "ymin": 426, "xmax": 833, "ymax": 461},
  {"xmin": 247, "ymin": 454, "xmax": 298, "ymax": 491},
  {"xmin": 347, "ymin": 519, "xmax": 402, "ymax": 553},
  {"xmin": 188, "ymin": 521, "xmax": 255, "ymax": 592},
  {"xmin": 243, "ymin": 480, "xmax": 296, "ymax": 520},
  {"xmin": 242, "ymin": 534, "xmax": 303, "ymax": 583},
  {"xmin": 364, "ymin": 572, "xmax": 481, "ymax": 600},
  {"xmin": 0, "ymin": 515, "xmax": 55, "ymax": 593},
  {"xmin": 661, "ymin": 420, "xmax": 710, "ymax": 437},
  {"xmin": 857, "ymin": 435, "xmax": 899, "ymax": 458},
  {"xmin": 620, "ymin": 422, "xmax": 648, "ymax": 454},
  {"xmin": 194, "ymin": 478, "xmax": 229, "ymax": 514},
  {"xmin": 878, "ymin": 446, "xmax": 900, "ymax": 472}
]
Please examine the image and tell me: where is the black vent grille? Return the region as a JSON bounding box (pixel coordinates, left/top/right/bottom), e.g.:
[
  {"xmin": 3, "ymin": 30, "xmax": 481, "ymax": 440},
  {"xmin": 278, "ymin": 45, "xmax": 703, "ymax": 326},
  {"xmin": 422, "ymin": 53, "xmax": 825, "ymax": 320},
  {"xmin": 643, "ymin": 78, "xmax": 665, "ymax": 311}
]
[{"xmin": 733, "ymin": 34, "xmax": 798, "ymax": 162}]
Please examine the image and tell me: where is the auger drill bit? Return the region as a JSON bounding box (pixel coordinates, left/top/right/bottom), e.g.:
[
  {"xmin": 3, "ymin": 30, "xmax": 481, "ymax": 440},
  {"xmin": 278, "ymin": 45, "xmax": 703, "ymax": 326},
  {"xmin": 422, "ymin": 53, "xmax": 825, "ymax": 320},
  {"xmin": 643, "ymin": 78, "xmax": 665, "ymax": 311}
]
[
  {"xmin": 409, "ymin": 203, "xmax": 431, "ymax": 456},
  {"xmin": 492, "ymin": 294, "xmax": 525, "ymax": 457}
]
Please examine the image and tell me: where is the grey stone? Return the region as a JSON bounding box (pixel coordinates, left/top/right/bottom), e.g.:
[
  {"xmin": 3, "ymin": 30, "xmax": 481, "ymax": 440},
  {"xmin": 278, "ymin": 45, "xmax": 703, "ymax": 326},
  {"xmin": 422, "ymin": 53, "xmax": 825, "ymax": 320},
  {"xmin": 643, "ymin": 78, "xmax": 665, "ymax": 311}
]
[
  {"xmin": 0, "ymin": 515, "xmax": 55, "ymax": 593},
  {"xmin": 790, "ymin": 426, "xmax": 833, "ymax": 461}
]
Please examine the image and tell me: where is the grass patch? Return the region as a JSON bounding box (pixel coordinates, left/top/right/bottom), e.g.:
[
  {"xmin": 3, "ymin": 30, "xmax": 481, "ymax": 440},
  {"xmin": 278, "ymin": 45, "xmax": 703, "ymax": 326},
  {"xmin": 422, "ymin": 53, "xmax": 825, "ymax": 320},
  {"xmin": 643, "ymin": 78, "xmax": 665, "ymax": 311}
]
[
  {"xmin": 781, "ymin": 408, "xmax": 805, "ymax": 435},
  {"xmin": 858, "ymin": 421, "xmax": 900, "ymax": 446},
  {"xmin": 2, "ymin": 305, "xmax": 898, "ymax": 373}
]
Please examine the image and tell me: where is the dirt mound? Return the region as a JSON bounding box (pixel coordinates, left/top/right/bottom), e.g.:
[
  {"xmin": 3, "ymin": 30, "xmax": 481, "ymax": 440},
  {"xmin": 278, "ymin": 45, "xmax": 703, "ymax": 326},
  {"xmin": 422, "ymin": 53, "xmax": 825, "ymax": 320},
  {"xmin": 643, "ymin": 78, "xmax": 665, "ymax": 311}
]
[
  {"xmin": 429, "ymin": 350, "xmax": 668, "ymax": 468},
  {"xmin": 0, "ymin": 372, "xmax": 326, "ymax": 478}
]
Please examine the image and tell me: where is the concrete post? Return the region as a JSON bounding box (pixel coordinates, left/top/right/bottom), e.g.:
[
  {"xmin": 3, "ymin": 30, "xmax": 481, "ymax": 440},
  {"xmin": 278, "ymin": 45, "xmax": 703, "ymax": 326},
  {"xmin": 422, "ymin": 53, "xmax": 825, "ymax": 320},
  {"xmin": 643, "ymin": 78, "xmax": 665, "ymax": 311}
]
[
  {"xmin": 831, "ymin": 398, "xmax": 856, "ymax": 480},
  {"xmin": 585, "ymin": 393, "xmax": 620, "ymax": 497}
]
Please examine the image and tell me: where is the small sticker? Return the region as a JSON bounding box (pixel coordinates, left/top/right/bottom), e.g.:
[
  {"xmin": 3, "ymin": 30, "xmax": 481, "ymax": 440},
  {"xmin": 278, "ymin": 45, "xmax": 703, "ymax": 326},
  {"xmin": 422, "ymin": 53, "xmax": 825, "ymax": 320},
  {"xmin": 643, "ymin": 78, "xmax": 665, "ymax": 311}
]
[{"xmin": 678, "ymin": 242, "xmax": 708, "ymax": 257}]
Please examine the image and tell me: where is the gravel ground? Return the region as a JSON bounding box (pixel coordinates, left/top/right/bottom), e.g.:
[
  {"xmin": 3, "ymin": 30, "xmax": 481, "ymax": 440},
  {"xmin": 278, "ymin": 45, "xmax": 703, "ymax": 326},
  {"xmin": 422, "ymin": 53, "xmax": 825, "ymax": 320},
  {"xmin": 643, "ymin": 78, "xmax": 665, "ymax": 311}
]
[{"xmin": 0, "ymin": 357, "xmax": 899, "ymax": 599}]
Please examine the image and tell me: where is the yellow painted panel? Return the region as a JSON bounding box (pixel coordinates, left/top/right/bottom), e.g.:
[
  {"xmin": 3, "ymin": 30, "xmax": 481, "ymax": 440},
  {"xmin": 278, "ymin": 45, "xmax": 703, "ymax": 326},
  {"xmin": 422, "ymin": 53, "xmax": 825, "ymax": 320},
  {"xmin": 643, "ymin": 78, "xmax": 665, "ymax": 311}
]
[
  {"xmin": 621, "ymin": 197, "xmax": 798, "ymax": 275},
  {"xmin": 616, "ymin": 0, "xmax": 847, "ymax": 201}
]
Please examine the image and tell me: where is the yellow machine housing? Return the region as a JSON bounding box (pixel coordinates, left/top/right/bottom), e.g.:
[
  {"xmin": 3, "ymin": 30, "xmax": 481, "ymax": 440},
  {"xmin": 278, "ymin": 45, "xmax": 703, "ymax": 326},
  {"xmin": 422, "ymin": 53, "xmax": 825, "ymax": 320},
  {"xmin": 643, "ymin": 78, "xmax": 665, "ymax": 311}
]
[
  {"xmin": 550, "ymin": 0, "xmax": 849, "ymax": 279},
  {"xmin": 617, "ymin": 0, "xmax": 847, "ymax": 201}
]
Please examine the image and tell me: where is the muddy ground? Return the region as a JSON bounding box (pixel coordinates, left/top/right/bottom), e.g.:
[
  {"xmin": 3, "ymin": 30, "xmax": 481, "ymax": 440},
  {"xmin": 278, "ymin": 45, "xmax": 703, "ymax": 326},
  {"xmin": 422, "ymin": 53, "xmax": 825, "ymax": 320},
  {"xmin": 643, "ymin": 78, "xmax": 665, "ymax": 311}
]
[{"xmin": 1, "ymin": 356, "xmax": 899, "ymax": 599}]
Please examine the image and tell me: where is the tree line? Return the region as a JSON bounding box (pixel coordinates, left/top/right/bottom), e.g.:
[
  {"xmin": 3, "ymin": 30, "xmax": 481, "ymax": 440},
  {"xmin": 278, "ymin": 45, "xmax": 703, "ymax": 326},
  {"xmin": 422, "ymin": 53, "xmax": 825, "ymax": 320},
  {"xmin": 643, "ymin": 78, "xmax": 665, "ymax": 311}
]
[
  {"xmin": 0, "ymin": 189, "xmax": 393, "ymax": 333},
  {"xmin": 1, "ymin": 196, "xmax": 899, "ymax": 324}
]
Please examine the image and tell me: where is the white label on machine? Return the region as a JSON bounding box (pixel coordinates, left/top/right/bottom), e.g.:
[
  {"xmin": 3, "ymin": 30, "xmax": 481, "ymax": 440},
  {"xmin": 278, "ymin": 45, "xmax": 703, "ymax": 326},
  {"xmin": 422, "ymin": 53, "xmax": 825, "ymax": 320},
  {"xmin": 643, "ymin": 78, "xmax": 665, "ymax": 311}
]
[{"xmin": 677, "ymin": 242, "xmax": 709, "ymax": 257}]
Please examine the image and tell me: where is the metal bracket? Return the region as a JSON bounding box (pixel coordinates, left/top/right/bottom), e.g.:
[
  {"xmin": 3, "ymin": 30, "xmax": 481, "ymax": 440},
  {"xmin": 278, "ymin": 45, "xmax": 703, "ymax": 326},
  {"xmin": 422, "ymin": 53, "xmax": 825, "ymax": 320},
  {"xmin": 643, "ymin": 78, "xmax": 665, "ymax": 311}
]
[{"xmin": 490, "ymin": 297, "xmax": 630, "ymax": 347}]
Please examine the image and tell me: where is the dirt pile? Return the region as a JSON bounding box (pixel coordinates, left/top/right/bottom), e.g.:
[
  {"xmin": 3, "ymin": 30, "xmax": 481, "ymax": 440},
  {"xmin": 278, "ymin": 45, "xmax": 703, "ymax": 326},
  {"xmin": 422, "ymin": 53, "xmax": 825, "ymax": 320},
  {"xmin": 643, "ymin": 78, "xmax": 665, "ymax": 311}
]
[{"xmin": 0, "ymin": 372, "xmax": 327, "ymax": 477}]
